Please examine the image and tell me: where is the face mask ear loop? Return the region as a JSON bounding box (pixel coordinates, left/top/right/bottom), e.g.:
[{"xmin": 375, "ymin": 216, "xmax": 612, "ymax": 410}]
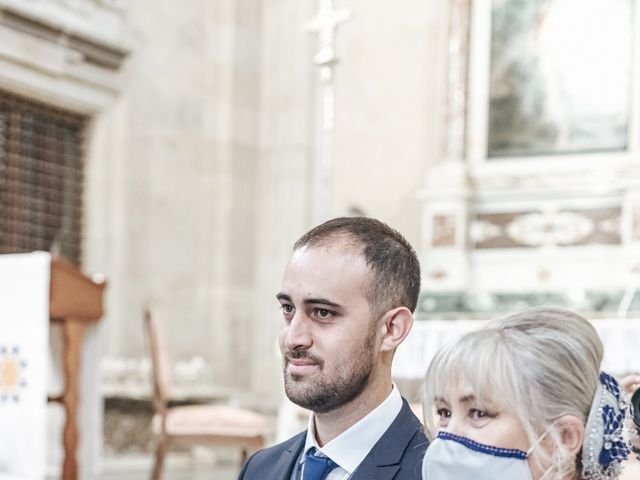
[
  {"xmin": 526, "ymin": 423, "xmax": 554, "ymax": 456},
  {"xmin": 527, "ymin": 423, "xmax": 557, "ymax": 480},
  {"xmin": 537, "ymin": 465, "xmax": 555, "ymax": 480}
]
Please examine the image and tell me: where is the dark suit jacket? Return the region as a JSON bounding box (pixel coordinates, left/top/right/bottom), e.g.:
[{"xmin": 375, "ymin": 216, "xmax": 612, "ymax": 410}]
[{"xmin": 238, "ymin": 398, "xmax": 428, "ymax": 480}]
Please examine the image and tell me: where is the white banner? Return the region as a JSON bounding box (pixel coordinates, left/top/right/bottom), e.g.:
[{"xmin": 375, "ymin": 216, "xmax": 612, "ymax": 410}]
[{"xmin": 0, "ymin": 252, "xmax": 51, "ymax": 480}]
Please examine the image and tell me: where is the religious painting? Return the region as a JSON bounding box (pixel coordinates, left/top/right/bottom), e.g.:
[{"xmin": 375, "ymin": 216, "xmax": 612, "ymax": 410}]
[{"xmin": 487, "ymin": 0, "xmax": 633, "ymax": 157}]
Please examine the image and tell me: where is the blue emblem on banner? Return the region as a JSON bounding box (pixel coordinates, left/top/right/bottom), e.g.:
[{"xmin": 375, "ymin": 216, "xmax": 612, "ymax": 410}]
[{"xmin": 0, "ymin": 345, "xmax": 27, "ymax": 403}]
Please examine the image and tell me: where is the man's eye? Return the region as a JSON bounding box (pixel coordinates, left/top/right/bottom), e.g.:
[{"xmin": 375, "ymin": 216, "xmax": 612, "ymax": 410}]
[
  {"xmin": 281, "ymin": 304, "xmax": 294, "ymax": 315},
  {"xmin": 315, "ymin": 308, "xmax": 332, "ymax": 319}
]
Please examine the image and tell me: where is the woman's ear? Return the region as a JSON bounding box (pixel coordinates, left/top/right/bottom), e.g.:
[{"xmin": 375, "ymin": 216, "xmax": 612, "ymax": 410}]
[
  {"xmin": 379, "ymin": 307, "xmax": 413, "ymax": 353},
  {"xmin": 555, "ymin": 415, "xmax": 585, "ymax": 456}
]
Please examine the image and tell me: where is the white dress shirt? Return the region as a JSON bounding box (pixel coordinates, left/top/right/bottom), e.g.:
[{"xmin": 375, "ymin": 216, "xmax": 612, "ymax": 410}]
[{"xmin": 297, "ymin": 385, "xmax": 403, "ymax": 480}]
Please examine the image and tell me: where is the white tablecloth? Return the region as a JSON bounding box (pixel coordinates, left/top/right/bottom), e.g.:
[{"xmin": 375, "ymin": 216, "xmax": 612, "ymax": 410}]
[{"xmin": 394, "ymin": 319, "xmax": 640, "ymax": 380}]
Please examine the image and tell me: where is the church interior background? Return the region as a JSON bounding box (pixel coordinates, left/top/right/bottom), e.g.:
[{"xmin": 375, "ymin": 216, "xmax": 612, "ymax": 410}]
[{"xmin": 1, "ymin": 0, "xmax": 639, "ymax": 478}]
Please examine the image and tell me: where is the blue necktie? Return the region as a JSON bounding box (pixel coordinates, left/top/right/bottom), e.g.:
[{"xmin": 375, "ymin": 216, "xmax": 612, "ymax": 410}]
[{"xmin": 302, "ymin": 447, "xmax": 339, "ymax": 480}]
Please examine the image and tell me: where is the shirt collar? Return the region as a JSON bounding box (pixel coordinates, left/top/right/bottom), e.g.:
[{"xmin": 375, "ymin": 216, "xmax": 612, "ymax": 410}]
[{"xmin": 301, "ymin": 385, "xmax": 403, "ymax": 474}]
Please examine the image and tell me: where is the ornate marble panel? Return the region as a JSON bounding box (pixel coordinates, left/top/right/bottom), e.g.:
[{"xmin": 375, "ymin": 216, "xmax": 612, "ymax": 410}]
[
  {"xmin": 632, "ymin": 204, "xmax": 640, "ymax": 242},
  {"xmin": 431, "ymin": 214, "xmax": 457, "ymax": 247},
  {"xmin": 472, "ymin": 207, "xmax": 621, "ymax": 249}
]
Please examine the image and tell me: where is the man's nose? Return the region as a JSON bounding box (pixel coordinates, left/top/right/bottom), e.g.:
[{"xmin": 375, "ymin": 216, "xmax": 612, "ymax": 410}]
[{"xmin": 284, "ymin": 313, "xmax": 313, "ymax": 350}]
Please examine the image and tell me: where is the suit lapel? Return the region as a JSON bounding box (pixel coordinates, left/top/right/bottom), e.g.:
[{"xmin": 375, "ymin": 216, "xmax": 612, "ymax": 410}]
[
  {"xmin": 351, "ymin": 460, "xmax": 400, "ymax": 480},
  {"xmin": 350, "ymin": 399, "xmax": 424, "ymax": 480},
  {"xmin": 267, "ymin": 432, "xmax": 306, "ymax": 480}
]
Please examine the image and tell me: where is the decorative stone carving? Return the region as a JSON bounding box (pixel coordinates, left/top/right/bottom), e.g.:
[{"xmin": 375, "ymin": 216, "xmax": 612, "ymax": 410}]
[
  {"xmin": 444, "ymin": 0, "xmax": 471, "ymax": 164},
  {"xmin": 506, "ymin": 211, "xmax": 595, "ymax": 247},
  {"xmin": 633, "ymin": 205, "xmax": 640, "ymax": 241},
  {"xmin": 431, "ymin": 214, "xmax": 457, "ymax": 247},
  {"xmin": 0, "ymin": 0, "xmax": 128, "ymax": 112},
  {"xmin": 471, "ymin": 207, "xmax": 621, "ymax": 249},
  {"xmin": 428, "ymin": 270, "xmax": 447, "ymax": 281},
  {"xmin": 0, "ymin": 4, "xmax": 127, "ymax": 70},
  {"xmin": 468, "ymin": 219, "xmax": 497, "ymax": 245}
]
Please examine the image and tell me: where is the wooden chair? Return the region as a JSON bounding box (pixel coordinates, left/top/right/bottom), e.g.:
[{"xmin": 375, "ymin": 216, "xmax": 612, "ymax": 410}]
[{"xmin": 143, "ymin": 307, "xmax": 267, "ymax": 480}]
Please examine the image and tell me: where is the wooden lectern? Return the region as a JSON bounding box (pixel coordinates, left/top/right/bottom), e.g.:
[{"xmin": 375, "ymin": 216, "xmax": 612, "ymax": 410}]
[{"xmin": 48, "ymin": 257, "xmax": 106, "ymax": 480}]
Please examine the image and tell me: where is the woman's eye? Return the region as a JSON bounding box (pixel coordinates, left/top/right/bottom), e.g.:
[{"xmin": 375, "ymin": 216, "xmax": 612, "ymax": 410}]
[
  {"xmin": 436, "ymin": 408, "xmax": 451, "ymax": 419},
  {"xmin": 470, "ymin": 408, "xmax": 496, "ymax": 421},
  {"xmin": 435, "ymin": 408, "xmax": 451, "ymax": 427}
]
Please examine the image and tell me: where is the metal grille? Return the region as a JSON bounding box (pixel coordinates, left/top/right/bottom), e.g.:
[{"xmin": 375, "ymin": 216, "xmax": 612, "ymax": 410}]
[{"xmin": 0, "ymin": 91, "xmax": 87, "ymax": 264}]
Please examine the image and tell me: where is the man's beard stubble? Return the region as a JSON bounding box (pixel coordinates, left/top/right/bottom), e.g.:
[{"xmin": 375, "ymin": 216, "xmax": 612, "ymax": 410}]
[{"xmin": 282, "ymin": 327, "xmax": 377, "ymax": 414}]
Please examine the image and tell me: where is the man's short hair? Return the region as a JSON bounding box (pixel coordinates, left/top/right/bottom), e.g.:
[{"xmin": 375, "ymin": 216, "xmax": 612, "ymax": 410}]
[{"xmin": 293, "ymin": 217, "xmax": 421, "ymax": 318}]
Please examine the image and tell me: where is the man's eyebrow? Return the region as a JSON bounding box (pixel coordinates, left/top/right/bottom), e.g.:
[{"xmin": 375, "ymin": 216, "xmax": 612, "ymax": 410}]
[
  {"xmin": 304, "ymin": 298, "xmax": 342, "ymax": 309},
  {"xmin": 276, "ymin": 293, "xmax": 291, "ymax": 302},
  {"xmin": 275, "ymin": 293, "xmax": 343, "ymax": 309}
]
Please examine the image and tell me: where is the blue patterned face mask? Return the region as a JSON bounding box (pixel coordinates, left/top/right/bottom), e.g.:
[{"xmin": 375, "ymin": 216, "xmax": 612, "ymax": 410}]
[{"xmin": 422, "ymin": 432, "xmax": 552, "ymax": 480}]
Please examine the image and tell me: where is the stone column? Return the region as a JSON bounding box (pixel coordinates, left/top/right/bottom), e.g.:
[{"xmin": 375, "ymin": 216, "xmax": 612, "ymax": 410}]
[
  {"xmin": 419, "ymin": 0, "xmax": 472, "ymax": 294},
  {"xmin": 250, "ymin": 0, "xmax": 319, "ymax": 397}
]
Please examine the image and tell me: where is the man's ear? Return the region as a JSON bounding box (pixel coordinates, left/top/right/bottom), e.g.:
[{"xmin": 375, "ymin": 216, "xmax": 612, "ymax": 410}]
[
  {"xmin": 379, "ymin": 307, "xmax": 414, "ymax": 353},
  {"xmin": 555, "ymin": 415, "xmax": 585, "ymax": 456}
]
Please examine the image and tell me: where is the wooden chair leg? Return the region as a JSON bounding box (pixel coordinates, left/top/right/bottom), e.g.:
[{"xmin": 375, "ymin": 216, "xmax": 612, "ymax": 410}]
[
  {"xmin": 151, "ymin": 437, "xmax": 168, "ymax": 480},
  {"xmin": 239, "ymin": 448, "xmax": 248, "ymax": 467},
  {"xmin": 239, "ymin": 437, "xmax": 263, "ymax": 467}
]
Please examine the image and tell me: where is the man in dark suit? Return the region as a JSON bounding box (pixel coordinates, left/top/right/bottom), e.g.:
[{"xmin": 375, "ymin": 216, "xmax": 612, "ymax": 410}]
[{"xmin": 239, "ymin": 217, "xmax": 428, "ymax": 480}]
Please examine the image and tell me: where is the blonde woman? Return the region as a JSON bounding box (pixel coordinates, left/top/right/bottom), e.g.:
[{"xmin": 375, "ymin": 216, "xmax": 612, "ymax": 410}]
[{"xmin": 421, "ymin": 307, "xmax": 631, "ymax": 480}]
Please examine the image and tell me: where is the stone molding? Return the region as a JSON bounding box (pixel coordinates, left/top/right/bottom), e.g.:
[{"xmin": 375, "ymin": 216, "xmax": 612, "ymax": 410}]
[{"xmin": 0, "ymin": 0, "xmax": 128, "ymax": 112}]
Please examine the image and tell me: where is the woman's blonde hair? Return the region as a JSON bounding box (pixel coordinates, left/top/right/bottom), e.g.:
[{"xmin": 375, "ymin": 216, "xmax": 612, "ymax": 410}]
[{"xmin": 423, "ymin": 307, "xmax": 603, "ymax": 478}]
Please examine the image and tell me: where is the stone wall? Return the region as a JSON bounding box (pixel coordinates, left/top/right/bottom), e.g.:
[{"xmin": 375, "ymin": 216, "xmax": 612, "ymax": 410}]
[{"xmin": 1, "ymin": 0, "xmax": 445, "ymax": 401}]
